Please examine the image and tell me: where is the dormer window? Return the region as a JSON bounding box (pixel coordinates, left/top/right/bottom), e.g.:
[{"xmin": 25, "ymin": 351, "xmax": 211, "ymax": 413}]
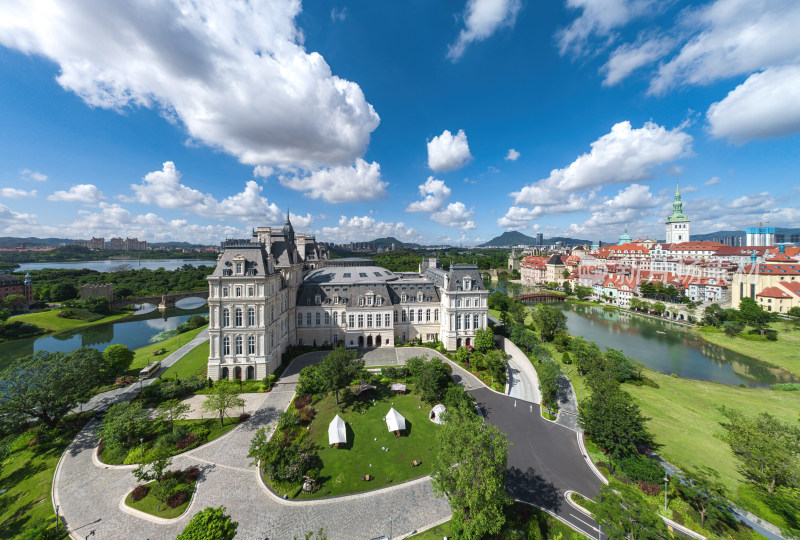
[
  {"xmin": 376, "ymin": 297, "xmax": 382, "ymax": 306},
  {"xmin": 401, "ymin": 294, "xmax": 407, "ymax": 302},
  {"xmin": 334, "ymin": 296, "xmax": 339, "ymax": 304},
  {"xmin": 358, "ymin": 297, "xmax": 364, "ymax": 306},
  {"xmin": 235, "ymin": 263, "xmax": 243, "ymax": 274},
  {"xmin": 315, "ymin": 294, "xmax": 321, "ymax": 305}
]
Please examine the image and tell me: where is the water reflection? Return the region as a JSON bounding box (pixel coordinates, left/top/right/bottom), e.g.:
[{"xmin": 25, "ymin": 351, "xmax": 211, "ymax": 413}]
[
  {"xmin": 175, "ymin": 297, "xmax": 207, "ymax": 310},
  {"xmin": 133, "ymin": 303, "xmax": 157, "ymax": 315}
]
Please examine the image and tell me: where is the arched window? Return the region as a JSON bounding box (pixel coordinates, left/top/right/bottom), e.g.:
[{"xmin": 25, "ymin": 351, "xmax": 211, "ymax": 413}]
[
  {"xmin": 401, "ymin": 310, "xmax": 407, "ymax": 322},
  {"xmin": 333, "ymin": 312, "xmax": 338, "ymax": 325},
  {"xmin": 222, "ymin": 308, "xmax": 230, "ymax": 327},
  {"xmin": 417, "ymin": 309, "xmax": 423, "ymax": 322},
  {"xmin": 401, "ymin": 294, "xmax": 407, "ymax": 302},
  {"xmin": 324, "ymin": 312, "xmax": 330, "ymax": 325},
  {"xmin": 235, "ymin": 308, "xmax": 242, "ymax": 326},
  {"xmin": 235, "ymin": 336, "xmax": 243, "ymax": 354},
  {"xmin": 247, "ymin": 335, "xmax": 255, "ymax": 354},
  {"xmin": 248, "ymin": 307, "xmax": 255, "ymax": 326},
  {"xmin": 409, "ymin": 309, "xmax": 415, "ymax": 322},
  {"xmin": 457, "ymin": 315, "xmax": 462, "ymax": 330},
  {"xmin": 394, "ymin": 310, "xmax": 398, "ymax": 323},
  {"xmin": 457, "ymin": 298, "xmax": 462, "ymax": 308},
  {"xmin": 297, "ymin": 312, "xmax": 303, "ymax": 326},
  {"xmin": 306, "ymin": 313, "xmax": 312, "ymax": 326},
  {"xmin": 434, "ymin": 309, "xmax": 439, "ymax": 321},
  {"xmin": 474, "ymin": 314, "xmax": 479, "ymax": 328},
  {"xmin": 222, "ymin": 336, "xmax": 230, "ymax": 356},
  {"xmin": 316, "ymin": 312, "xmax": 321, "ymax": 325},
  {"xmin": 341, "ymin": 311, "xmax": 346, "ymax": 325},
  {"xmin": 426, "ymin": 309, "xmax": 431, "ymax": 322},
  {"xmin": 465, "ymin": 315, "xmax": 471, "ymax": 330}
]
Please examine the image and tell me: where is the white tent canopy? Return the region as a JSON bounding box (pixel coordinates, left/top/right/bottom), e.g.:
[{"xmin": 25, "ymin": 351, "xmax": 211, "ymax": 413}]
[
  {"xmin": 385, "ymin": 407, "xmax": 406, "ymax": 432},
  {"xmin": 429, "ymin": 404, "xmax": 447, "ymax": 424},
  {"xmin": 328, "ymin": 414, "xmax": 347, "ymax": 446}
]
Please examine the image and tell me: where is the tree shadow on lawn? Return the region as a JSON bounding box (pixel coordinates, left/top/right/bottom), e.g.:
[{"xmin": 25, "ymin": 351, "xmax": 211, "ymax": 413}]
[{"xmin": 506, "ymin": 466, "xmax": 561, "ymax": 513}]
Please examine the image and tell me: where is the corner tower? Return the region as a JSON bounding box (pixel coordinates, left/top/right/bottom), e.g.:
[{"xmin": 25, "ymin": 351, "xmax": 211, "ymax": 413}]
[{"xmin": 665, "ymin": 180, "xmax": 690, "ymax": 243}]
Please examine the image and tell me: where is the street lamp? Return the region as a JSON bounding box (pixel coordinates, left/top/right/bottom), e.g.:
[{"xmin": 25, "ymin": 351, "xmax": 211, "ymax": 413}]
[
  {"xmin": 140, "ymin": 437, "xmax": 144, "ymax": 460},
  {"xmin": 664, "ymin": 472, "xmax": 669, "ymax": 513},
  {"xmin": 389, "ymin": 516, "xmax": 393, "ymax": 540},
  {"xmin": 55, "ymin": 505, "xmax": 59, "ymax": 532}
]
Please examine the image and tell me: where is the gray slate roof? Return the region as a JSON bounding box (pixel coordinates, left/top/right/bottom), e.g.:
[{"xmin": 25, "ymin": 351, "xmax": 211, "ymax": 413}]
[{"xmin": 210, "ymin": 240, "xmax": 277, "ymax": 278}]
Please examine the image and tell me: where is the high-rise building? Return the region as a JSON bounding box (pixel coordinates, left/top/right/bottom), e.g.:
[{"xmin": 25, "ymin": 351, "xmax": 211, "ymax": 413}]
[
  {"xmin": 745, "ymin": 227, "xmax": 775, "ymax": 246},
  {"xmin": 665, "ymin": 181, "xmax": 690, "ymax": 243}
]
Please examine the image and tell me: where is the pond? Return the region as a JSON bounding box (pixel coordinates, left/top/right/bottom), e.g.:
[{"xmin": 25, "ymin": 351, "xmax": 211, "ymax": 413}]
[
  {"xmin": 486, "ymin": 280, "xmax": 798, "ymax": 388},
  {"xmin": 14, "ymin": 259, "xmax": 215, "ymax": 272},
  {"xmin": 0, "ymin": 305, "xmax": 209, "ymax": 367}
]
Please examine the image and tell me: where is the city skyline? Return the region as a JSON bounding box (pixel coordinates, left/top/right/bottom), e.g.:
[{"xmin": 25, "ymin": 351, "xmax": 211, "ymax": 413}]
[{"xmin": 1, "ymin": 0, "xmax": 798, "ymax": 246}]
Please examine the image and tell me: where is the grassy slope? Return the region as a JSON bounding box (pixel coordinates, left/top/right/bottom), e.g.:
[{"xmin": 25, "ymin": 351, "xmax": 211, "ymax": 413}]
[
  {"xmin": 161, "ymin": 340, "xmax": 209, "ymax": 379},
  {"xmin": 11, "ymin": 308, "xmax": 132, "ymax": 332},
  {"xmin": 127, "ymin": 325, "xmax": 207, "ymax": 375},
  {"xmin": 694, "ymin": 322, "xmax": 800, "ymax": 377},
  {"xmin": 0, "ymin": 414, "xmax": 92, "ymax": 539},
  {"xmin": 291, "ymin": 391, "xmax": 442, "ymax": 499},
  {"xmin": 625, "ymin": 368, "xmax": 800, "ymax": 494}
]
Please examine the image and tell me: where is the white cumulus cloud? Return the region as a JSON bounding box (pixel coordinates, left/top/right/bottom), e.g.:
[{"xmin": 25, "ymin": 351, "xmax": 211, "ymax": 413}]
[
  {"xmin": 406, "ymin": 177, "xmax": 452, "ymax": 213},
  {"xmin": 0, "ymin": 1, "xmax": 380, "ymax": 169},
  {"xmin": 448, "ymin": 0, "xmax": 522, "ymax": 61},
  {"xmin": 319, "ymin": 215, "xmax": 418, "ymax": 243},
  {"xmin": 706, "ymin": 65, "xmax": 800, "ymax": 143},
  {"xmin": 513, "ymin": 121, "xmax": 692, "ymax": 206},
  {"xmin": 557, "ymin": 0, "xmax": 657, "ymax": 57},
  {"xmin": 47, "ymin": 184, "xmax": 105, "ymax": 203},
  {"xmin": 602, "ymin": 37, "xmax": 672, "ymax": 86},
  {"xmin": 0, "ymin": 188, "xmax": 37, "ymax": 198},
  {"xmin": 505, "ymin": 148, "xmax": 520, "ymax": 161},
  {"xmin": 20, "ymin": 169, "xmax": 47, "ymax": 182},
  {"xmin": 705, "ymin": 177, "xmax": 721, "ymax": 186},
  {"xmin": 431, "ymin": 202, "xmax": 477, "ymax": 231},
  {"xmin": 427, "ymin": 129, "xmax": 473, "ymax": 173},
  {"xmin": 279, "ymin": 159, "xmax": 388, "ymax": 203}
]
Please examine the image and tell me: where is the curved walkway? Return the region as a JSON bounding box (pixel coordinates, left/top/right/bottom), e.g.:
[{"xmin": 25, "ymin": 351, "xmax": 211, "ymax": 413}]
[
  {"xmin": 54, "ymin": 351, "xmax": 450, "ymax": 540},
  {"xmin": 495, "ymin": 336, "xmax": 540, "ymax": 404}
]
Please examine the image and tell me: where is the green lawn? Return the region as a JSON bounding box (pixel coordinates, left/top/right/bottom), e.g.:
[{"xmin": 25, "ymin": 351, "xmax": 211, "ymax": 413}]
[
  {"xmin": 0, "ymin": 413, "xmax": 92, "ymax": 539},
  {"xmin": 10, "ymin": 308, "xmax": 132, "ymax": 333},
  {"xmin": 125, "ymin": 474, "xmax": 195, "ymax": 519},
  {"xmin": 272, "ymin": 389, "xmax": 442, "ymax": 499},
  {"xmin": 127, "ymin": 324, "xmax": 208, "ymax": 376},
  {"xmin": 625, "ymin": 368, "xmax": 800, "ymax": 494},
  {"xmin": 98, "ymin": 417, "xmax": 241, "ymax": 465},
  {"xmin": 161, "ymin": 340, "xmax": 209, "ymax": 379},
  {"xmin": 694, "ymin": 322, "xmax": 800, "ymax": 378}
]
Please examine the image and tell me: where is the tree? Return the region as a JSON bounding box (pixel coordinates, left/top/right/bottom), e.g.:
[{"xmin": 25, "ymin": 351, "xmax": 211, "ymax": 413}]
[
  {"xmin": 575, "ymin": 286, "xmax": 592, "ymax": 300},
  {"xmin": 722, "ymin": 320, "xmax": 743, "ymax": 337},
  {"xmin": 562, "ymin": 281, "xmax": 572, "ymax": 296},
  {"xmin": 507, "ymin": 300, "xmax": 528, "ymax": 325},
  {"xmin": 717, "ymin": 406, "xmax": 800, "ymax": 493},
  {"xmin": 474, "ymin": 326, "xmax": 494, "ymax": 353},
  {"xmin": 674, "ymin": 467, "xmax": 733, "ymax": 530},
  {"xmin": 132, "ymin": 450, "xmax": 173, "ymax": 484},
  {"xmin": 413, "ymin": 357, "xmax": 452, "ymax": 403},
  {"xmin": 488, "ymin": 290, "xmax": 509, "ymax": 312},
  {"xmin": 201, "ymin": 380, "xmax": 245, "ymax": 427},
  {"xmin": 157, "ymin": 399, "xmax": 191, "ymax": 432},
  {"xmin": 0, "ymin": 307, "xmax": 10, "ymax": 323},
  {"xmin": 176, "ymin": 506, "xmax": 238, "ymax": 540},
  {"xmin": 248, "ymin": 427, "xmax": 318, "ymax": 483},
  {"xmin": 456, "ymin": 346, "xmax": 471, "ymax": 366},
  {"xmin": 537, "ymin": 361, "xmax": 561, "ymax": 408},
  {"xmin": 51, "ymin": 282, "xmax": 78, "ymax": 301},
  {"xmin": 484, "ymin": 349, "xmax": 508, "ymax": 387},
  {"xmin": 103, "ymin": 344, "xmax": 135, "ymax": 378},
  {"xmin": 0, "ymin": 348, "xmax": 105, "ymax": 428},
  {"xmin": 594, "ymin": 481, "xmax": 666, "ymax": 540},
  {"xmin": 315, "ymin": 347, "xmax": 364, "ymax": 405},
  {"xmin": 432, "ymin": 405, "xmax": 510, "ymax": 539},
  {"xmin": 98, "ymin": 401, "xmax": 154, "ymax": 448},
  {"xmin": 788, "ymin": 306, "xmax": 800, "ymax": 319},
  {"xmin": 579, "ymin": 387, "xmax": 657, "ymax": 458},
  {"xmin": 2, "ymin": 294, "xmax": 27, "ymax": 311},
  {"xmin": 738, "ymin": 297, "xmax": 774, "ymax": 337},
  {"xmin": 531, "ymin": 304, "xmax": 567, "ymax": 341},
  {"xmin": 651, "ymin": 302, "xmax": 666, "ymax": 315}
]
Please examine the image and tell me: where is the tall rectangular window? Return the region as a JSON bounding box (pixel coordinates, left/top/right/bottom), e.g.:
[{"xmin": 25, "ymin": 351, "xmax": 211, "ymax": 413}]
[
  {"xmin": 358, "ymin": 314, "xmax": 364, "ymax": 327},
  {"xmin": 248, "ymin": 308, "xmax": 255, "ymax": 326},
  {"xmin": 348, "ymin": 314, "xmax": 355, "ymax": 328},
  {"xmin": 409, "ymin": 309, "xmax": 415, "ymax": 322},
  {"xmin": 385, "ymin": 313, "xmax": 391, "ymax": 326},
  {"xmin": 367, "ymin": 314, "xmax": 373, "ymax": 327}
]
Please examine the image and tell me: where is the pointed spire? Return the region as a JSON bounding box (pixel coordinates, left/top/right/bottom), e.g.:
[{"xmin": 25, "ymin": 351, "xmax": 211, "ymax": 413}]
[{"xmin": 675, "ymin": 177, "xmax": 681, "ymax": 199}]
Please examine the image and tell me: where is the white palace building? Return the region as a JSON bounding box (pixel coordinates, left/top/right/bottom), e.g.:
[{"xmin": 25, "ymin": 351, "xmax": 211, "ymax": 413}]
[{"xmin": 206, "ymin": 214, "xmax": 489, "ymax": 380}]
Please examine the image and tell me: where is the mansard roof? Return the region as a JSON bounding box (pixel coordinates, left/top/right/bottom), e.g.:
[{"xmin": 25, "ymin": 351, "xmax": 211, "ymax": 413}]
[{"xmin": 210, "ymin": 239, "xmax": 277, "ymax": 278}]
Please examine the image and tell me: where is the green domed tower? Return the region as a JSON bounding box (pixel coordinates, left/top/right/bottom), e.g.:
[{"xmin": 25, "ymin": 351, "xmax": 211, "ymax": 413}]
[{"xmin": 665, "ymin": 180, "xmax": 690, "ymax": 243}]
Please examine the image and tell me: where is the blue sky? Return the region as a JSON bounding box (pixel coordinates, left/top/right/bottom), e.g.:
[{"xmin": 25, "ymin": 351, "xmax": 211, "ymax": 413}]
[{"xmin": 0, "ymin": 0, "xmax": 798, "ymax": 245}]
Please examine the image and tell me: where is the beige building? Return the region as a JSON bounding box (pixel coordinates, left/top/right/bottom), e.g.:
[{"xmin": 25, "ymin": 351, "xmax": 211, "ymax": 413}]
[{"xmin": 732, "ymin": 255, "xmax": 800, "ymax": 313}]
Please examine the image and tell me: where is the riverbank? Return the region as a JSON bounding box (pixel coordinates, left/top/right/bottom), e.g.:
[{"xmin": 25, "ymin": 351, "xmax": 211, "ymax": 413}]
[
  {"xmin": 693, "ymin": 322, "xmax": 800, "ymax": 378},
  {"xmin": 10, "ymin": 308, "xmax": 134, "ymax": 333},
  {"xmin": 127, "ymin": 325, "xmax": 209, "ymax": 377}
]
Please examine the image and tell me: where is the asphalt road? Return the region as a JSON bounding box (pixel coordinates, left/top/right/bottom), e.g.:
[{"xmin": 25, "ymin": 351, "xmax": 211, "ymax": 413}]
[{"xmin": 470, "ymin": 387, "xmax": 606, "ymax": 538}]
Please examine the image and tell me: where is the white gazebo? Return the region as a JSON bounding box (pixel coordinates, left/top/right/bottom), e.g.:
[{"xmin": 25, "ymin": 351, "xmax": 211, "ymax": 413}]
[
  {"xmin": 385, "ymin": 407, "xmax": 406, "ymax": 435},
  {"xmin": 429, "ymin": 404, "xmax": 447, "ymax": 424},
  {"xmin": 328, "ymin": 414, "xmax": 347, "ymax": 447}
]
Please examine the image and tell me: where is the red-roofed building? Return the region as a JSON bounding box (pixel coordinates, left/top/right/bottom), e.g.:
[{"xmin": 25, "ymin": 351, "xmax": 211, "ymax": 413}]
[
  {"xmin": 520, "ymin": 256, "xmax": 548, "ymax": 285},
  {"xmin": 732, "ymin": 263, "xmax": 800, "ymax": 309}
]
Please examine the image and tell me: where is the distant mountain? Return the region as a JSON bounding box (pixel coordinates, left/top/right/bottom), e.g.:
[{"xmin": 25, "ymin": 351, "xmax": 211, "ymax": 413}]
[
  {"xmin": 149, "ymin": 241, "xmax": 212, "ymax": 250},
  {"xmin": 371, "ymin": 237, "xmax": 422, "ymax": 249},
  {"xmin": 0, "ymin": 236, "xmax": 73, "ymax": 248},
  {"xmin": 479, "ymin": 231, "xmax": 592, "ymax": 247}
]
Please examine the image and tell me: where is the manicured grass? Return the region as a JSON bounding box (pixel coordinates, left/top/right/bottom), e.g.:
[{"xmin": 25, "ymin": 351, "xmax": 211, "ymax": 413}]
[
  {"xmin": 0, "ymin": 413, "xmax": 93, "ymax": 539},
  {"xmin": 127, "ymin": 325, "xmax": 208, "ymax": 376},
  {"xmin": 161, "ymin": 340, "xmax": 209, "ymax": 379},
  {"xmin": 272, "ymin": 389, "xmax": 442, "ymax": 499},
  {"xmin": 695, "ymin": 322, "xmax": 800, "ymax": 377},
  {"xmin": 625, "ymin": 368, "xmax": 800, "ymax": 494},
  {"xmin": 10, "ymin": 308, "xmax": 132, "ymax": 333},
  {"xmin": 98, "ymin": 417, "xmax": 240, "ymax": 465},
  {"xmin": 407, "ymin": 522, "xmax": 450, "ymax": 539},
  {"xmin": 125, "ymin": 475, "xmax": 195, "ymax": 519}
]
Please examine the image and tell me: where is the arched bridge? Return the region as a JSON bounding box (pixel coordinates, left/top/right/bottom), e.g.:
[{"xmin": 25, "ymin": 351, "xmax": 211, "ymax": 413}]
[
  {"xmin": 112, "ymin": 290, "xmax": 208, "ymax": 311},
  {"xmin": 513, "ymin": 293, "xmax": 565, "ymax": 304}
]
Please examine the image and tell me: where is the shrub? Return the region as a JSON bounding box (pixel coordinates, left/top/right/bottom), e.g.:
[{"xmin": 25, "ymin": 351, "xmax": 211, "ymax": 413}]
[
  {"xmin": 176, "ymin": 432, "xmax": 198, "ymax": 450},
  {"xmin": 298, "ymin": 407, "xmax": 316, "ymax": 424},
  {"xmin": 616, "ymin": 454, "xmax": 663, "ymax": 484},
  {"xmin": 277, "ymin": 409, "xmax": 301, "ymax": 430},
  {"xmin": 130, "ymin": 484, "xmax": 149, "ymax": 502},
  {"xmin": 114, "ymin": 375, "xmax": 137, "ymax": 386},
  {"xmin": 167, "ymin": 489, "xmax": 189, "ymax": 509},
  {"xmin": 294, "ymin": 395, "xmax": 312, "ymax": 409},
  {"xmin": 381, "ymin": 366, "xmax": 410, "ymax": 380},
  {"xmin": 238, "ymin": 413, "xmax": 251, "ymax": 423},
  {"xmin": 771, "ymin": 383, "xmax": 800, "ymax": 391},
  {"xmin": 183, "ymin": 466, "xmax": 201, "ymax": 482},
  {"xmin": 638, "ymin": 480, "xmax": 661, "ymax": 496}
]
